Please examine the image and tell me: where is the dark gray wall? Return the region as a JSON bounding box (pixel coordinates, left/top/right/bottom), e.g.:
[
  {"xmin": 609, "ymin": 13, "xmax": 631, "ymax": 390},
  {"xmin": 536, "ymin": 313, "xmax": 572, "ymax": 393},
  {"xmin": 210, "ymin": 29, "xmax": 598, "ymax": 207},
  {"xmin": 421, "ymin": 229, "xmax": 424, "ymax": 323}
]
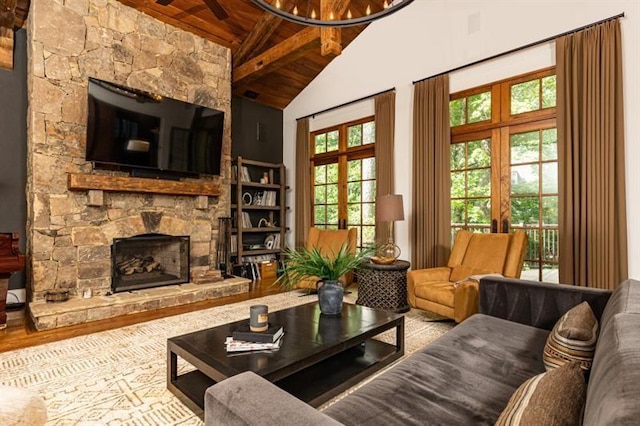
[
  {"xmin": 231, "ymin": 96, "xmax": 283, "ymax": 164},
  {"xmin": 0, "ymin": 29, "xmax": 27, "ymax": 290}
]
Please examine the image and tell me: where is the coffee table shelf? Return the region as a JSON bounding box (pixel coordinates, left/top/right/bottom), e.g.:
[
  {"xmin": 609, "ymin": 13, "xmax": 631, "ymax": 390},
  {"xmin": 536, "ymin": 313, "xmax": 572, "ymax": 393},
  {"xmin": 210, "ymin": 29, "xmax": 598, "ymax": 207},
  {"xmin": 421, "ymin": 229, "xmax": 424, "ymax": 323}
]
[
  {"xmin": 277, "ymin": 339, "xmax": 398, "ymax": 406},
  {"xmin": 167, "ymin": 302, "xmax": 404, "ymax": 418}
]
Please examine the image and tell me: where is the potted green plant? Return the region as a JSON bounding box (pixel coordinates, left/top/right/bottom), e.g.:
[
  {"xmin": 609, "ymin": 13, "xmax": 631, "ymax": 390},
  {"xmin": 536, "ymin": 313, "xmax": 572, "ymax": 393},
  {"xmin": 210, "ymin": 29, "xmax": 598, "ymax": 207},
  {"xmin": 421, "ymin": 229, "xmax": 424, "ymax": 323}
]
[{"xmin": 275, "ymin": 244, "xmax": 373, "ymax": 316}]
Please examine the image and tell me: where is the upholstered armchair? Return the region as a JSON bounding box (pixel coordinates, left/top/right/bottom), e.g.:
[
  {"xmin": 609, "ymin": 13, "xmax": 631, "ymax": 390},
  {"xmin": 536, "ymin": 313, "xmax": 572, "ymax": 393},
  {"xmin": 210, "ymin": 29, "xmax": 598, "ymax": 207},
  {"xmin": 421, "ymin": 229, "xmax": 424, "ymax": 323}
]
[
  {"xmin": 296, "ymin": 227, "xmax": 358, "ymax": 290},
  {"xmin": 407, "ymin": 230, "xmax": 528, "ymax": 323}
]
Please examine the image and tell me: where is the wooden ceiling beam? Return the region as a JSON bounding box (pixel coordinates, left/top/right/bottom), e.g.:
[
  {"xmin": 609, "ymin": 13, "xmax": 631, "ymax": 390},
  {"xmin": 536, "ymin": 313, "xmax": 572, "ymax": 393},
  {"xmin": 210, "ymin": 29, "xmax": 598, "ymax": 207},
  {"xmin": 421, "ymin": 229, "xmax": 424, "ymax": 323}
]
[
  {"xmin": 0, "ymin": 0, "xmax": 18, "ymax": 70},
  {"xmin": 13, "ymin": 0, "xmax": 29, "ymax": 28},
  {"xmin": 320, "ymin": 0, "xmax": 351, "ymax": 57},
  {"xmin": 233, "ymin": 27, "xmax": 321, "ymax": 85},
  {"xmin": 234, "ymin": 0, "xmax": 295, "ymax": 67}
]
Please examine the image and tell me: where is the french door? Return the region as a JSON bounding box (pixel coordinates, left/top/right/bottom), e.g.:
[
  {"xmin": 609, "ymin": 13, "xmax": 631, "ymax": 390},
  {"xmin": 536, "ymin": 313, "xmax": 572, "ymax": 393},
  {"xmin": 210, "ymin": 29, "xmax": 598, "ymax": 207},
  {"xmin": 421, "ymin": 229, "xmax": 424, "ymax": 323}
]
[
  {"xmin": 450, "ymin": 68, "xmax": 559, "ymax": 281},
  {"xmin": 311, "ymin": 117, "xmax": 376, "ymax": 250}
]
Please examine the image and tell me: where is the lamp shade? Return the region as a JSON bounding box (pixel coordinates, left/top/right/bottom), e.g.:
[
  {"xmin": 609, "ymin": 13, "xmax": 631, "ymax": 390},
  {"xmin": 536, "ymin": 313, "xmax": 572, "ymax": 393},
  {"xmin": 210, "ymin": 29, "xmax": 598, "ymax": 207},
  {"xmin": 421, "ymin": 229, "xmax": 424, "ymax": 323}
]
[{"xmin": 376, "ymin": 194, "xmax": 404, "ymax": 222}]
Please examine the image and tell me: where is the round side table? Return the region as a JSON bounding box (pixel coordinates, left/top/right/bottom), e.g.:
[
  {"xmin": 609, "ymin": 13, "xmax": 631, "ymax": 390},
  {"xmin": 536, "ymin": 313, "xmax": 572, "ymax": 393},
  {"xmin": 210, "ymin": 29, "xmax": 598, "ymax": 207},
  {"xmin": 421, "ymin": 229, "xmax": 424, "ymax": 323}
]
[{"xmin": 356, "ymin": 260, "xmax": 410, "ymax": 313}]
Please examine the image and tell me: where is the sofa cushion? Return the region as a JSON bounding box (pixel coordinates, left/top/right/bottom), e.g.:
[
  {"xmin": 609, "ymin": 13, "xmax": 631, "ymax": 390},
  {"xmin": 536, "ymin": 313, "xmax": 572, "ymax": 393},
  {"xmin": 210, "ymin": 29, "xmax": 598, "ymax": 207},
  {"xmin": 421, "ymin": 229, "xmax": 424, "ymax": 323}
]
[
  {"xmin": 495, "ymin": 362, "xmax": 586, "ymax": 426},
  {"xmin": 413, "ymin": 281, "xmax": 454, "ymax": 307},
  {"xmin": 583, "ymin": 280, "xmax": 640, "ymax": 426},
  {"xmin": 323, "ymin": 314, "xmax": 548, "ymax": 426},
  {"xmin": 543, "ymin": 301, "xmax": 598, "ymax": 371}
]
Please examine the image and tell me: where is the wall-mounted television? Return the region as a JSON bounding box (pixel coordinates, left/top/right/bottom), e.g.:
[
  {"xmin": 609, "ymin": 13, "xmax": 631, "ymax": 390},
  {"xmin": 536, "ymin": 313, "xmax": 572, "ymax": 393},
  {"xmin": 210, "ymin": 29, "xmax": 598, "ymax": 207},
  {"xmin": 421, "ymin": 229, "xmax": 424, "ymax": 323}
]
[{"xmin": 86, "ymin": 77, "xmax": 224, "ymax": 178}]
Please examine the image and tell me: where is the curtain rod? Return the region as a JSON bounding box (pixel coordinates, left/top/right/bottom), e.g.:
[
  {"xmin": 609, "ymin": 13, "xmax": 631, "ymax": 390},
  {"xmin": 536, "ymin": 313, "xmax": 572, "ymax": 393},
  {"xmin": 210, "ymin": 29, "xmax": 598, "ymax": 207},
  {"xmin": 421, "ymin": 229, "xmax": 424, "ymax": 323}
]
[
  {"xmin": 296, "ymin": 87, "xmax": 395, "ymax": 121},
  {"xmin": 412, "ymin": 12, "xmax": 625, "ymax": 85}
]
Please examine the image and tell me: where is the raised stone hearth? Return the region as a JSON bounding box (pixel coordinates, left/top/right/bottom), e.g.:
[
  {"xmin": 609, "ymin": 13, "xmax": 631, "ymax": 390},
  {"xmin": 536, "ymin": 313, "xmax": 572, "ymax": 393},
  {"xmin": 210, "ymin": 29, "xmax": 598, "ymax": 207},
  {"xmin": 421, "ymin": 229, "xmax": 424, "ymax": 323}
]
[
  {"xmin": 30, "ymin": 277, "xmax": 250, "ymax": 331},
  {"xmin": 25, "ymin": 0, "xmax": 234, "ymax": 329}
]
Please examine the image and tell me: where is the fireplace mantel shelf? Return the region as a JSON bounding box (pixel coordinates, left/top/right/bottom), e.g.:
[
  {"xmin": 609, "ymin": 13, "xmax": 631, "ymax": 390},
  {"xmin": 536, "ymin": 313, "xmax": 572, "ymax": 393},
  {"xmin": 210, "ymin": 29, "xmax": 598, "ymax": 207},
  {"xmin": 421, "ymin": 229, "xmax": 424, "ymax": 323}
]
[{"xmin": 67, "ymin": 173, "xmax": 221, "ymax": 197}]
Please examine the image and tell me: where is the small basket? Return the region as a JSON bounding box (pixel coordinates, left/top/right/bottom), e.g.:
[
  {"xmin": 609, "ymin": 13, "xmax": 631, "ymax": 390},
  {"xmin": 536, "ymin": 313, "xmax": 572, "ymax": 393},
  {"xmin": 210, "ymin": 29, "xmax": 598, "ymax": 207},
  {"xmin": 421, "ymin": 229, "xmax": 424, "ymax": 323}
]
[{"xmin": 45, "ymin": 290, "xmax": 69, "ymax": 303}]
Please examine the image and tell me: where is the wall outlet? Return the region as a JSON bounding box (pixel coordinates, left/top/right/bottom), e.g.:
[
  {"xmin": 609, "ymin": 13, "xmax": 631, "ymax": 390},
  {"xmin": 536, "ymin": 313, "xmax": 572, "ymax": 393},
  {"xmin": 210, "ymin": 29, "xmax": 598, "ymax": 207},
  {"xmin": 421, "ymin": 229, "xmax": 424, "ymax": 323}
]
[{"xmin": 7, "ymin": 288, "xmax": 26, "ymax": 305}]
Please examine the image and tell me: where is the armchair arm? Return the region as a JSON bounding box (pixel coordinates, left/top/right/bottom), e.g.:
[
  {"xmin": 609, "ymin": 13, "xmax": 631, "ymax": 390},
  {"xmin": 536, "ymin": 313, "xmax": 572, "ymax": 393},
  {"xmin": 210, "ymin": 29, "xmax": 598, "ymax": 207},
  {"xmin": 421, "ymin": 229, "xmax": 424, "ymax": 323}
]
[
  {"xmin": 205, "ymin": 372, "xmax": 342, "ymax": 426},
  {"xmin": 453, "ymin": 280, "xmax": 479, "ymax": 323},
  {"xmin": 479, "ymin": 277, "xmax": 612, "ymax": 330}
]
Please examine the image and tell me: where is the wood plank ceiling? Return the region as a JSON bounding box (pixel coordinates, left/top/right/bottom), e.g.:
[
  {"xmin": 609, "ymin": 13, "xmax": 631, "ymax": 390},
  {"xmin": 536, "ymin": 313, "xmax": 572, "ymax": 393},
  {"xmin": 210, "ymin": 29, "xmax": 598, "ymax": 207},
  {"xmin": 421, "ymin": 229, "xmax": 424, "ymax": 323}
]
[
  {"xmin": 115, "ymin": 0, "xmax": 381, "ymax": 109},
  {"xmin": 0, "ymin": 0, "xmax": 383, "ymax": 109}
]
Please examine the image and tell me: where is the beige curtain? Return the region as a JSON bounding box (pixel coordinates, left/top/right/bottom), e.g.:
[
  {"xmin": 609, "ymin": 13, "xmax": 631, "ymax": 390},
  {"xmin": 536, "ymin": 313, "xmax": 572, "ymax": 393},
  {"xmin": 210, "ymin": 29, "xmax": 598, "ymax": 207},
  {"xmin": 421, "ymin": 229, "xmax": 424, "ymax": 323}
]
[
  {"xmin": 557, "ymin": 19, "xmax": 628, "ymax": 289},
  {"xmin": 412, "ymin": 75, "xmax": 451, "ymax": 269},
  {"xmin": 375, "ymin": 91, "xmax": 396, "ymax": 244},
  {"xmin": 294, "ymin": 118, "xmax": 311, "ymax": 248}
]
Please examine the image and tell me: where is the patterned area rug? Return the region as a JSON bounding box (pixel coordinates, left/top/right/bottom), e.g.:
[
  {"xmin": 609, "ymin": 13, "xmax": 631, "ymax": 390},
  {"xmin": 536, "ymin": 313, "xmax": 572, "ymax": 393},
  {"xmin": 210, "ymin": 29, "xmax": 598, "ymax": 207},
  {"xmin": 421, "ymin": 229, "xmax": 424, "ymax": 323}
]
[{"xmin": 0, "ymin": 292, "xmax": 453, "ymax": 425}]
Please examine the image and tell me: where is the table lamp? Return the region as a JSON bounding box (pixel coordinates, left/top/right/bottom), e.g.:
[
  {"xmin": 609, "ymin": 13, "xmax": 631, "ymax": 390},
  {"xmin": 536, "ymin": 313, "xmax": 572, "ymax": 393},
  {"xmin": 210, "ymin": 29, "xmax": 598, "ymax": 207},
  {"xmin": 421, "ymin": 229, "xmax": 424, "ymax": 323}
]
[{"xmin": 375, "ymin": 194, "xmax": 404, "ymax": 263}]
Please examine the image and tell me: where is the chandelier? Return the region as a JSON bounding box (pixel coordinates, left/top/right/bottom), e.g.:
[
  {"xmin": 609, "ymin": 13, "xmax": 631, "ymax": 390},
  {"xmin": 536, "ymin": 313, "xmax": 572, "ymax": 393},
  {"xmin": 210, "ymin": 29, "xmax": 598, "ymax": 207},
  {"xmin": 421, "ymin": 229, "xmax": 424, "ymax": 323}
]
[{"xmin": 250, "ymin": 0, "xmax": 414, "ymax": 28}]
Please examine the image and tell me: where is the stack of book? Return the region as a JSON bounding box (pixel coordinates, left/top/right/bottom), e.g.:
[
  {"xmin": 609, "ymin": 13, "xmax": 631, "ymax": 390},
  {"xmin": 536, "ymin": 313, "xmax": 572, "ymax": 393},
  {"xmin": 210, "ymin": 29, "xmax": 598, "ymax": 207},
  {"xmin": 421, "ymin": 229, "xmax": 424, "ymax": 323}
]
[{"xmin": 225, "ymin": 324, "xmax": 284, "ymax": 353}]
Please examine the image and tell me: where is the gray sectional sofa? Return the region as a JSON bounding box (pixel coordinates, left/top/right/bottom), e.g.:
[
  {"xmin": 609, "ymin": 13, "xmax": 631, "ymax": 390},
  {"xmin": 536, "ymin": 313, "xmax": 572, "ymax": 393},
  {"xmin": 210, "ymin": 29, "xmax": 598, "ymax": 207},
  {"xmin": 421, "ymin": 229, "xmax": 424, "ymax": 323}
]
[{"xmin": 204, "ymin": 277, "xmax": 640, "ymax": 425}]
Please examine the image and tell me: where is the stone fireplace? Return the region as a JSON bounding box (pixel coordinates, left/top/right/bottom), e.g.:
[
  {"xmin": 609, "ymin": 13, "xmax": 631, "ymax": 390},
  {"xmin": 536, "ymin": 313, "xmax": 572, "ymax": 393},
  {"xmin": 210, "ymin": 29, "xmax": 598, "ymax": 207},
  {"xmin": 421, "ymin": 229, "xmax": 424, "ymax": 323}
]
[
  {"xmin": 112, "ymin": 234, "xmax": 190, "ymax": 293},
  {"xmin": 24, "ymin": 0, "xmax": 248, "ymax": 330}
]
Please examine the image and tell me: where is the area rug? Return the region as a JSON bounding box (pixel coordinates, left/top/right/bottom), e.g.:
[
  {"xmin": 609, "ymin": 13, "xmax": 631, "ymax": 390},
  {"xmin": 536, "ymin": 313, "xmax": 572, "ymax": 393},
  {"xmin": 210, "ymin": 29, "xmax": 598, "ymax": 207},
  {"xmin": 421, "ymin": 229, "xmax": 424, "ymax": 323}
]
[{"xmin": 0, "ymin": 292, "xmax": 453, "ymax": 425}]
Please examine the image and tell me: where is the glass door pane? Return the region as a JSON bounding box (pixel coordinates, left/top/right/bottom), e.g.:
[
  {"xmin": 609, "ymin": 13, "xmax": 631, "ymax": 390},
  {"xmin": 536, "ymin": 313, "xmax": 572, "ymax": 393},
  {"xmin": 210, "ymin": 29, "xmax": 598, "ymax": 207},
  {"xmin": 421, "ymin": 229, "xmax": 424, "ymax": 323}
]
[
  {"xmin": 509, "ymin": 127, "xmax": 558, "ymax": 282},
  {"xmin": 313, "ymin": 163, "xmax": 339, "ymax": 229},
  {"xmin": 347, "ymin": 157, "xmax": 376, "ymax": 249},
  {"xmin": 450, "ymin": 137, "xmax": 493, "ymax": 239}
]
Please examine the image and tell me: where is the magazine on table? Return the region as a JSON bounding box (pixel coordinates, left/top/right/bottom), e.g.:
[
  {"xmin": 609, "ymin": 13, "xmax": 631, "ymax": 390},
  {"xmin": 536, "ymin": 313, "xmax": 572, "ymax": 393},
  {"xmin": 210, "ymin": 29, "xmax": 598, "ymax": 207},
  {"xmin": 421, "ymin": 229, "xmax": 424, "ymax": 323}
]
[{"xmin": 225, "ymin": 334, "xmax": 283, "ymax": 352}]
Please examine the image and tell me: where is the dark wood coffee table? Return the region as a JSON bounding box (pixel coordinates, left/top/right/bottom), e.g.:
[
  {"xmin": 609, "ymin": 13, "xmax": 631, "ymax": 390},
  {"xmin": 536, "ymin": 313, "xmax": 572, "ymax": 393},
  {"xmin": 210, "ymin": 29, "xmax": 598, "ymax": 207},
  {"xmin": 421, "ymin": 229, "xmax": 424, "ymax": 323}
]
[{"xmin": 167, "ymin": 302, "xmax": 404, "ymax": 417}]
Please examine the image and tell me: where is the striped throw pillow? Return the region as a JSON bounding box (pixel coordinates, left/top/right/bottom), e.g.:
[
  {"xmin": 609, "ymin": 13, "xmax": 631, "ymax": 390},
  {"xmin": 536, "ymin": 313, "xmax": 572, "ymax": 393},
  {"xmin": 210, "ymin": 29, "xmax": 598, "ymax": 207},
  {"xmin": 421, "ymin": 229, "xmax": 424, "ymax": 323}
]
[
  {"xmin": 495, "ymin": 362, "xmax": 586, "ymax": 426},
  {"xmin": 543, "ymin": 301, "xmax": 598, "ymax": 371}
]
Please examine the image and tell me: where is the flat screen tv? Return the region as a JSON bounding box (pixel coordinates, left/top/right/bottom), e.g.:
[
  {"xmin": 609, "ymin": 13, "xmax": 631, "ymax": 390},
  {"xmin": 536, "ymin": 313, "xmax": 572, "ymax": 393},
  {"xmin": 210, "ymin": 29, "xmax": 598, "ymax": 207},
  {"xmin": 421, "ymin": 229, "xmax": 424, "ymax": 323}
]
[{"xmin": 86, "ymin": 77, "xmax": 224, "ymax": 177}]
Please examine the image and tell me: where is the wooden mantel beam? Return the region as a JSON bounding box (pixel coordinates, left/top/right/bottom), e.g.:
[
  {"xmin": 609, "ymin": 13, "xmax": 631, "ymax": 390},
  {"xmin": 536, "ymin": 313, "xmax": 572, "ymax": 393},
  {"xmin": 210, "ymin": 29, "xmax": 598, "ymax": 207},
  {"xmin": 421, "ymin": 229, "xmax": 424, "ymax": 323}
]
[
  {"xmin": 234, "ymin": 0, "xmax": 295, "ymax": 67},
  {"xmin": 233, "ymin": 27, "xmax": 321, "ymax": 85}
]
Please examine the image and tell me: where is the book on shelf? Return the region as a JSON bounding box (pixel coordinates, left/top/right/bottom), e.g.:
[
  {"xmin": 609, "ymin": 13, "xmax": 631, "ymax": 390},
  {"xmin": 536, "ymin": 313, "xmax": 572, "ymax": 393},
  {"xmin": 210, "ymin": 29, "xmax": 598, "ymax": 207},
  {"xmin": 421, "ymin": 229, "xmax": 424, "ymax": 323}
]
[
  {"xmin": 241, "ymin": 212, "xmax": 252, "ymax": 228},
  {"xmin": 232, "ymin": 323, "xmax": 284, "ymax": 344},
  {"xmin": 230, "ymin": 235, "xmax": 237, "ymax": 254},
  {"xmin": 224, "ymin": 335, "xmax": 283, "ymax": 353},
  {"xmin": 242, "ymin": 254, "xmax": 276, "ymax": 263},
  {"xmin": 251, "ymin": 190, "xmax": 276, "ymax": 207},
  {"xmin": 240, "ymin": 166, "xmax": 251, "ymax": 182}
]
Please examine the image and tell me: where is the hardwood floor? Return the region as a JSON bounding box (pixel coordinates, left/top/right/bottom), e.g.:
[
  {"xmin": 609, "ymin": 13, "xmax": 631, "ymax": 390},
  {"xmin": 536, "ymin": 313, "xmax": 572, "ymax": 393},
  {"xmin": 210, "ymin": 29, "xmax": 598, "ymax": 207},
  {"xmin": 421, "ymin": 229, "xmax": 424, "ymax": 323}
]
[{"xmin": 0, "ymin": 279, "xmax": 288, "ymax": 354}]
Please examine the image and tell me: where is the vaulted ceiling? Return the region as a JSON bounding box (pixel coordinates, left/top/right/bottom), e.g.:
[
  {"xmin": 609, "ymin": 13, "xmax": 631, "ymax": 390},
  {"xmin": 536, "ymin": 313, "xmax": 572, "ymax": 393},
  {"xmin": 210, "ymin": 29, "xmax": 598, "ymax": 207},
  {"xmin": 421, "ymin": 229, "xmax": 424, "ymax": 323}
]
[
  {"xmin": 115, "ymin": 0, "xmax": 378, "ymax": 109},
  {"xmin": 0, "ymin": 0, "xmax": 383, "ymax": 109}
]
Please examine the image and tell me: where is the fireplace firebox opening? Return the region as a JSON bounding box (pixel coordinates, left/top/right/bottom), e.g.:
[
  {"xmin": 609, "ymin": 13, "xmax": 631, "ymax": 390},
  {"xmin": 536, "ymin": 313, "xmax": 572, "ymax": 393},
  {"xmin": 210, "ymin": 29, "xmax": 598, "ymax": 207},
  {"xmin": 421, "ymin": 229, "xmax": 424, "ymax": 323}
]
[{"xmin": 111, "ymin": 234, "xmax": 190, "ymax": 293}]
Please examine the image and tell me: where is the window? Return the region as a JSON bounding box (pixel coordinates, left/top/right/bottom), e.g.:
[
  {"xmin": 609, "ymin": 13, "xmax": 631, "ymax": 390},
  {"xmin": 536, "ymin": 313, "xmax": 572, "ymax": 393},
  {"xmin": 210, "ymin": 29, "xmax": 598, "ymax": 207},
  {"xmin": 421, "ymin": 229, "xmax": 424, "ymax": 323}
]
[
  {"xmin": 311, "ymin": 117, "xmax": 376, "ymax": 250},
  {"xmin": 450, "ymin": 68, "xmax": 558, "ymax": 282}
]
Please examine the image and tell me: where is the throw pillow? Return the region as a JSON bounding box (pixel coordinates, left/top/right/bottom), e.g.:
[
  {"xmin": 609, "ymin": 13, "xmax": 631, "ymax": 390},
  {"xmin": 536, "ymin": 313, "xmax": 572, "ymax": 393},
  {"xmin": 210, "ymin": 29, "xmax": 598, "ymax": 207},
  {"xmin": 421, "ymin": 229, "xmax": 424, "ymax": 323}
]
[
  {"xmin": 543, "ymin": 301, "xmax": 598, "ymax": 371},
  {"xmin": 495, "ymin": 362, "xmax": 586, "ymax": 426}
]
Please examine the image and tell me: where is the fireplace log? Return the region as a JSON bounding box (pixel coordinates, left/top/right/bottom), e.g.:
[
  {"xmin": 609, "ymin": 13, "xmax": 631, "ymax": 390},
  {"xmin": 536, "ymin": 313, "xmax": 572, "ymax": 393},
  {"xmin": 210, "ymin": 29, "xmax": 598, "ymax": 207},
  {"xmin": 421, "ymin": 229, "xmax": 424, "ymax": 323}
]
[
  {"xmin": 144, "ymin": 261, "xmax": 161, "ymax": 272},
  {"xmin": 118, "ymin": 255, "xmax": 163, "ymax": 275},
  {"xmin": 117, "ymin": 257, "xmax": 140, "ymax": 269}
]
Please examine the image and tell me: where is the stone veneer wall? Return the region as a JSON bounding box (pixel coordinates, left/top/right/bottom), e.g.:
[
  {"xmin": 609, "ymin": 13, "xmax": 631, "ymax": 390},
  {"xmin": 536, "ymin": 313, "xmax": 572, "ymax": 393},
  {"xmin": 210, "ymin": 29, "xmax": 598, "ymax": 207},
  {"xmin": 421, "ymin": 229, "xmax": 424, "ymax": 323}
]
[{"xmin": 25, "ymin": 0, "xmax": 231, "ymax": 303}]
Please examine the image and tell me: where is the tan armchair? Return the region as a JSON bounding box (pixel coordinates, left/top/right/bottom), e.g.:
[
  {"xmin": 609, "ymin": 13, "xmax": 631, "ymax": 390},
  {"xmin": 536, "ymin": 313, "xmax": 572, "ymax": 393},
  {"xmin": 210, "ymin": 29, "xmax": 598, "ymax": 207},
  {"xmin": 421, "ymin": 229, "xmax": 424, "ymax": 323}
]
[
  {"xmin": 407, "ymin": 230, "xmax": 528, "ymax": 323},
  {"xmin": 296, "ymin": 227, "xmax": 358, "ymax": 290}
]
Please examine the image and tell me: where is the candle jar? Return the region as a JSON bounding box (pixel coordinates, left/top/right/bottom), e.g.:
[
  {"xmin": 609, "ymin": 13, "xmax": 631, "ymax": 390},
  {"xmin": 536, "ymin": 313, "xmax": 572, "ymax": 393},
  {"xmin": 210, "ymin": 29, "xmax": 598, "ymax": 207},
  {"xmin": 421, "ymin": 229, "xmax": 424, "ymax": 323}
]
[{"xmin": 249, "ymin": 305, "xmax": 269, "ymax": 332}]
